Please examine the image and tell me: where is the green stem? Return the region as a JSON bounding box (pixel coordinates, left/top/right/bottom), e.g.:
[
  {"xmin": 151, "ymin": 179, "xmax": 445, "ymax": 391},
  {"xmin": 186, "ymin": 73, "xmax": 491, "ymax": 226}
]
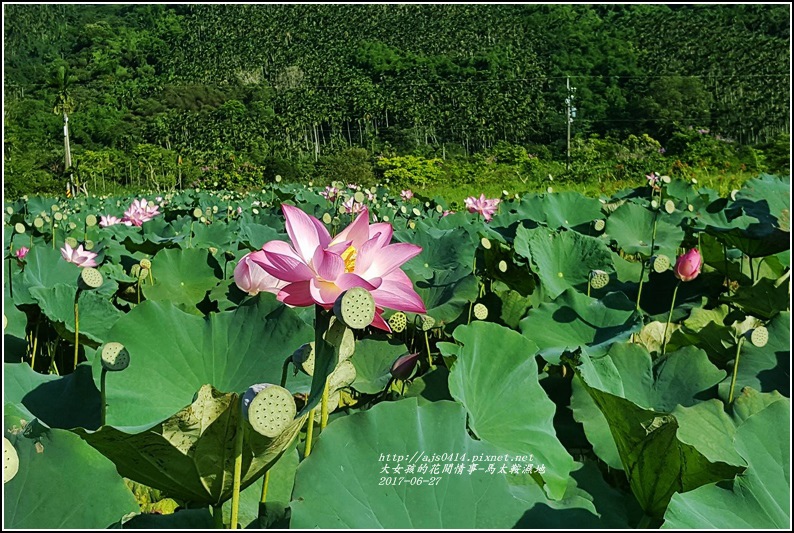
[
  {"xmin": 749, "ymin": 255, "xmax": 755, "ymax": 284},
  {"xmin": 212, "ymin": 504, "xmax": 223, "ymax": 529},
  {"xmin": 280, "ymin": 356, "xmax": 292, "ymax": 388},
  {"xmin": 661, "ymin": 281, "xmax": 680, "ymax": 356},
  {"xmin": 587, "ymin": 278, "xmax": 592, "ymax": 298},
  {"xmin": 260, "ymin": 470, "xmax": 270, "ymax": 504},
  {"xmin": 320, "ymin": 378, "xmax": 330, "ymax": 430},
  {"xmin": 229, "ymin": 396, "xmax": 245, "ymax": 530},
  {"xmin": 635, "ymin": 261, "xmax": 646, "ymax": 312},
  {"xmin": 31, "ymin": 320, "xmax": 40, "ymax": 371},
  {"xmin": 425, "ymin": 330, "xmax": 434, "ymax": 369},
  {"xmin": 304, "ymin": 410, "xmax": 315, "ymax": 458},
  {"xmin": 723, "ymin": 244, "xmax": 730, "ymax": 290},
  {"xmin": 637, "ymin": 513, "xmax": 653, "ymax": 529},
  {"xmin": 100, "ymin": 368, "xmax": 107, "ymax": 426},
  {"xmin": 8, "ymin": 257, "xmax": 13, "ymax": 299},
  {"xmin": 728, "ymin": 337, "xmax": 746, "ymax": 405},
  {"xmin": 73, "ymin": 298, "xmax": 80, "ymax": 370}
]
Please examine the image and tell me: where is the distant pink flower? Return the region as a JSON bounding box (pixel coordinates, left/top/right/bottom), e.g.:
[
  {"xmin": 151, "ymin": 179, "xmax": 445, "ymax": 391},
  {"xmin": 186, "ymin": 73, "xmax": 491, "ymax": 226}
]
[
  {"xmin": 464, "ymin": 194, "xmax": 500, "ymax": 222},
  {"xmin": 234, "ymin": 250, "xmax": 288, "ymax": 296},
  {"xmin": 320, "ymin": 186, "xmax": 340, "ymax": 202},
  {"xmin": 15, "ymin": 247, "xmax": 30, "ymax": 260},
  {"xmin": 442, "ymin": 210, "xmax": 454, "ymax": 217},
  {"xmin": 342, "ymin": 197, "xmax": 365, "ymax": 214},
  {"xmin": 367, "ymin": 191, "xmax": 377, "ymax": 202},
  {"xmin": 237, "ymin": 206, "xmax": 243, "ymax": 214},
  {"xmin": 60, "ymin": 243, "xmax": 98, "ymax": 268},
  {"xmin": 674, "ymin": 248, "xmax": 702, "ymax": 282},
  {"xmin": 122, "ymin": 198, "xmax": 160, "ymax": 226},
  {"xmin": 99, "ymin": 214, "xmax": 123, "ymax": 227},
  {"xmin": 646, "ymin": 172, "xmax": 660, "ymax": 186},
  {"xmin": 251, "ymin": 205, "xmax": 426, "ymax": 330},
  {"xmin": 347, "ymin": 183, "xmax": 360, "ymax": 191},
  {"xmin": 401, "ymin": 190, "xmax": 414, "ymax": 201}
]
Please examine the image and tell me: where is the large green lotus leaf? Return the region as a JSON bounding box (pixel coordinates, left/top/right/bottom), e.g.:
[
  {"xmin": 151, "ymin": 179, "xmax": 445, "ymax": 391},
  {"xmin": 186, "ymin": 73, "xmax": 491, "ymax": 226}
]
[
  {"xmin": 77, "ymin": 385, "xmax": 305, "ymax": 505},
  {"xmin": 515, "ymin": 191, "xmax": 603, "ymax": 231},
  {"xmin": 605, "ymin": 202, "xmax": 684, "ymax": 259},
  {"xmin": 442, "ymin": 322, "xmax": 573, "ymax": 499},
  {"xmin": 13, "ymin": 245, "xmax": 80, "ymax": 306},
  {"xmin": 570, "ymin": 344, "xmax": 726, "ymax": 470},
  {"xmin": 100, "ymin": 297, "xmax": 312, "ymax": 427},
  {"xmin": 411, "ymin": 267, "xmax": 480, "ymax": 326},
  {"xmin": 31, "ymin": 283, "xmax": 123, "ymax": 348},
  {"xmin": 513, "ymin": 227, "xmax": 614, "ymax": 299},
  {"xmin": 724, "ymin": 277, "xmax": 789, "ymax": 320},
  {"xmin": 3, "ymin": 291, "xmax": 27, "ymax": 363},
  {"xmin": 718, "ymin": 312, "xmax": 790, "ymax": 398},
  {"xmin": 221, "ymin": 443, "xmax": 299, "ymax": 528},
  {"xmin": 404, "ymin": 367, "xmax": 452, "ymax": 405},
  {"xmin": 519, "ymin": 289, "xmax": 641, "ymax": 364},
  {"xmin": 291, "ymin": 399, "xmax": 603, "ymax": 528},
  {"xmin": 572, "ymin": 353, "xmax": 742, "ymax": 518},
  {"xmin": 3, "ymin": 403, "xmax": 139, "ymax": 529},
  {"xmin": 141, "ymin": 247, "xmax": 222, "ymax": 308},
  {"xmin": 351, "ymin": 336, "xmax": 408, "ymax": 395},
  {"xmin": 237, "ymin": 222, "xmax": 286, "ymax": 249},
  {"xmin": 663, "ymin": 399, "xmax": 790, "ymax": 528},
  {"xmin": 397, "ymin": 224, "xmax": 477, "ymax": 280},
  {"xmin": 665, "ymin": 305, "xmax": 743, "ymax": 364},
  {"xmin": 191, "ymin": 220, "xmax": 234, "ymax": 249},
  {"xmin": 4, "ymin": 362, "xmax": 101, "ymax": 430}
]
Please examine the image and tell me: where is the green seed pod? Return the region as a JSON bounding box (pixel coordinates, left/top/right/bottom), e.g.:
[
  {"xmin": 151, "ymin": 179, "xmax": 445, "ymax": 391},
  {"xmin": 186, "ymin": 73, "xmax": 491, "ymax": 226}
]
[
  {"xmin": 138, "ymin": 267, "xmax": 150, "ymax": 281},
  {"xmin": 325, "ymin": 318, "xmax": 355, "ymax": 362},
  {"xmin": 480, "ymin": 237, "xmax": 492, "ymax": 250},
  {"xmin": 354, "ymin": 191, "xmax": 365, "ymax": 203},
  {"xmin": 33, "ymin": 217, "xmax": 44, "ymax": 229},
  {"xmin": 212, "ymin": 205, "xmax": 219, "ymax": 214},
  {"xmin": 193, "ymin": 207, "xmax": 203, "ymax": 218},
  {"xmin": 85, "ymin": 214, "xmax": 97, "ymax": 227},
  {"xmin": 68, "ymin": 222, "xmax": 77, "ymax": 231},
  {"xmin": 650, "ymin": 200, "xmax": 659, "ymax": 210},
  {"xmin": 51, "ymin": 204, "xmax": 60, "ymax": 212},
  {"xmin": 292, "ymin": 342, "xmax": 315, "ymax": 376},
  {"xmin": 420, "ymin": 314, "xmax": 436, "ymax": 331},
  {"xmin": 248, "ymin": 385, "xmax": 296, "ymax": 438},
  {"xmin": 65, "ymin": 237, "xmax": 78, "ymax": 248},
  {"xmin": 79, "ymin": 267, "xmax": 104, "ymax": 290},
  {"xmin": 749, "ymin": 327, "xmax": 768, "ymax": 348},
  {"xmin": 5, "ymin": 207, "xmax": 13, "ymax": 215},
  {"xmin": 388, "ymin": 311, "xmax": 407, "ymax": 333},
  {"xmin": 382, "ymin": 215, "xmax": 389, "ymax": 222},
  {"xmin": 589, "ymin": 269, "xmax": 610, "ymax": 290},
  {"xmin": 208, "ymin": 247, "xmax": 218, "ymax": 255},
  {"xmin": 101, "ymin": 342, "xmax": 130, "ymax": 371},
  {"xmin": 322, "ymin": 213, "xmax": 332, "ymax": 224},
  {"xmin": 131, "ymin": 264, "xmax": 141, "ymax": 278},
  {"xmin": 3, "ymin": 314, "xmax": 6, "ymax": 331},
  {"xmin": 334, "ymin": 287, "xmax": 375, "ymax": 330},
  {"xmin": 652, "ymin": 254, "xmax": 671, "ymax": 273},
  {"xmin": 337, "ymin": 205, "xmax": 347, "ymax": 215},
  {"xmin": 329, "ymin": 360, "xmax": 357, "ymax": 392},
  {"xmin": 664, "ymin": 200, "xmax": 675, "ymax": 214},
  {"xmin": 84, "ymin": 239, "xmax": 95, "ymax": 251},
  {"xmin": 436, "ymin": 205, "xmax": 444, "ymax": 213},
  {"xmin": 412, "ymin": 208, "xmax": 421, "ymax": 217},
  {"xmin": 54, "ymin": 212, "xmax": 64, "ymax": 221},
  {"xmin": 139, "ymin": 258, "xmax": 152, "ymax": 270},
  {"xmin": 224, "ymin": 250, "xmax": 236, "ymax": 261},
  {"xmin": 498, "ymin": 260, "xmax": 508, "ymax": 273},
  {"xmin": 400, "ymin": 206, "xmax": 407, "ymax": 214},
  {"xmin": 408, "ymin": 221, "xmax": 416, "ymax": 229},
  {"xmin": 13, "ymin": 223, "xmax": 25, "ymax": 234},
  {"xmin": 593, "ymin": 219, "xmax": 606, "ymax": 232},
  {"xmin": 275, "ymin": 175, "xmax": 282, "ymax": 183},
  {"xmin": 661, "ymin": 175, "xmax": 671, "ymax": 184},
  {"xmin": 473, "ymin": 303, "xmax": 488, "ymax": 320},
  {"xmin": 4, "ymin": 437, "xmax": 19, "ymax": 484}
]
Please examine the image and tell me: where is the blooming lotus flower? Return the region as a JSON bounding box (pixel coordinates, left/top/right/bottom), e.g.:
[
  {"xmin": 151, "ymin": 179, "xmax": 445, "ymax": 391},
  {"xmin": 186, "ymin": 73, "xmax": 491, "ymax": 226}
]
[
  {"xmin": 347, "ymin": 183, "xmax": 360, "ymax": 191},
  {"xmin": 367, "ymin": 191, "xmax": 377, "ymax": 202},
  {"xmin": 99, "ymin": 214, "xmax": 123, "ymax": 227},
  {"xmin": 61, "ymin": 243, "xmax": 98, "ymax": 268},
  {"xmin": 320, "ymin": 186, "xmax": 340, "ymax": 202},
  {"xmin": 251, "ymin": 205, "xmax": 426, "ymax": 330},
  {"xmin": 674, "ymin": 248, "xmax": 702, "ymax": 282},
  {"xmin": 15, "ymin": 247, "xmax": 30, "ymax": 260},
  {"xmin": 442, "ymin": 210, "xmax": 454, "ymax": 217},
  {"xmin": 122, "ymin": 198, "xmax": 160, "ymax": 226},
  {"xmin": 342, "ymin": 197, "xmax": 365, "ymax": 214},
  {"xmin": 646, "ymin": 172, "xmax": 660, "ymax": 186},
  {"xmin": 234, "ymin": 250, "xmax": 288, "ymax": 296},
  {"xmin": 401, "ymin": 189, "xmax": 414, "ymax": 201},
  {"xmin": 465, "ymin": 194, "xmax": 500, "ymax": 222}
]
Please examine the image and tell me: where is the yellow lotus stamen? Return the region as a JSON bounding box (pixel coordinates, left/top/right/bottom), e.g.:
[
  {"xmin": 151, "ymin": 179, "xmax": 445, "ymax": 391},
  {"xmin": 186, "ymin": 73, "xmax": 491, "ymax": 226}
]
[{"xmin": 341, "ymin": 245, "xmax": 357, "ymax": 273}]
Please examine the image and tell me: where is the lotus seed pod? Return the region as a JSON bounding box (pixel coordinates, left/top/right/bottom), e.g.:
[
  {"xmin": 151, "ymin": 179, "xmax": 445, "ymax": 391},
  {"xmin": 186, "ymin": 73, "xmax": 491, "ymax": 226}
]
[
  {"xmin": 480, "ymin": 237, "xmax": 492, "ymax": 250},
  {"xmin": 400, "ymin": 206, "xmax": 407, "ymax": 214},
  {"xmin": 4, "ymin": 437, "xmax": 19, "ymax": 484},
  {"xmin": 275, "ymin": 175, "xmax": 282, "ymax": 183},
  {"xmin": 68, "ymin": 222, "xmax": 77, "ymax": 231},
  {"xmin": 84, "ymin": 239, "xmax": 95, "ymax": 250},
  {"xmin": 652, "ymin": 254, "xmax": 671, "ymax": 273},
  {"xmin": 33, "ymin": 217, "xmax": 44, "ymax": 229},
  {"xmin": 325, "ymin": 318, "xmax": 355, "ymax": 362},
  {"xmin": 200, "ymin": 216, "xmax": 207, "ymax": 224},
  {"xmin": 436, "ymin": 205, "xmax": 444, "ymax": 213},
  {"xmin": 248, "ymin": 385, "xmax": 296, "ymax": 438},
  {"xmin": 224, "ymin": 250, "xmax": 236, "ymax": 261},
  {"xmin": 420, "ymin": 314, "xmax": 436, "ymax": 331},
  {"xmin": 322, "ymin": 213, "xmax": 332, "ymax": 224},
  {"xmin": 51, "ymin": 204, "xmax": 60, "ymax": 212},
  {"xmin": 193, "ymin": 207, "xmax": 203, "ymax": 218},
  {"xmin": 14, "ymin": 223, "xmax": 25, "ymax": 234},
  {"xmin": 139, "ymin": 258, "xmax": 152, "ymax": 270},
  {"xmin": 65, "ymin": 237, "xmax": 78, "ymax": 248},
  {"xmin": 593, "ymin": 219, "xmax": 606, "ymax": 232},
  {"xmin": 54, "ymin": 212, "xmax": 64, "ymax": 221},
  {"xmin": 292, "ymin": 342, "xmax": 315, "ymax": 376},
  {"xmin": 412, "ymin": 208, "xmax": 421, "ymax": 217},
  {"xmin": 651, "ymin": 200, "xmax": 659, "ymax": 210},
  {"xmin": 589, "ymin": 269, "xmax": 610, "ymax": 290},
  {"xmin": 337, "ymin": 205, "xmax": 347, "ymax": 215},
  {"xmin": 138, "ymin": 267, "xmax": 150, "ymax": 281},
  {"xmin": 313, "ymin": 391, "xmax": 340, "ymax": 423},
  {"xmin": 749, "ymin": 327, "xmax": 768, "ymax": 348},
  {"xmin": 547, "ymin": 187, "xmax": 553, "ymax": 194},
  {"xmin": 408, "ymin": 221, "xmax": 416, "ymax": 229},
  {"xmin": 101, "ymin": 342, "xmax": 130, "ymax": 371},
  {"xmin": 473, "ymin": 303, "xmax": 488, "ymax": 320},
  {"xmin": 329, "ymin": 360, "xmax": 357, "ymax": 392},
  {"xmin": 79, "ymin": 267, "xmax": 104, "ymax": 289},
  {"xmin": 252, "ymin": 208, "xmax": 259, "ymax": 215},
  {"xmin": 241, "ymin": 383, "xmax": 269, "ymax": 419},
  {"xmin": 5, "ymin": 206, "xmax": 12, "ymax": 215},
  {"xmin": 388, "ymin": 311, "xmax": 407, "ymax": 333},
  {"xmin": 354, "ymin": 191, "xmax": 365, "ymax": 203},
  {"xmin": 498, "ymin": 260, "xmax": 508, "ymax": 273},
  {"xmin": 730, "ymin": 189, "xmax": 739, "ymax": 201},
  {"xmin": 691, "ymin": 178, "xmax": 698, "ymax": 184},
  {"xmin": 208, "ymin": 247, "xmax": 218, "ymax": 255},
  {"xmin": 661, "ymin": 175, "xmax": 671, "ymax": 184},
  {"xmin": 687, "ymin": 204, "xmax": 694, "ymax": 212},
  {"xmin": 131, "ymin": 264, "xmax": 141, "ymax": 278},
  {"xmin": 3, "ymin": 314, "xmax": 6, "ymax": 330},
  {"xmin": 212, "ymin": 205, "xmax": 219, "ymax": 214},
  {"xmin": 664, "ymin": 200, "xmax": 675, "ymax": 214},
  {"xmin": 85, "ymin": 214, "xmax": 97, "ymax": 227},
  {"xmin": 334, "ymin": 287, "xmax": 376, "ymax": 330},
  {"xmin": 382, "ymin": 215, "xmax": 389, "ymax": 222}
]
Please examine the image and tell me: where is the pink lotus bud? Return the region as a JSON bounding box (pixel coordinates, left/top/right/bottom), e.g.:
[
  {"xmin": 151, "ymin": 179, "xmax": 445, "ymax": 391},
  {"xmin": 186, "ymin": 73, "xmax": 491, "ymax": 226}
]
[
  {"xmin": 15, "ymin": 247, "xmax": 30, "ymax": 260},
  {"xmin": 674, "ymin": 248, "xmax": 702, "ymax": 282},
  {"xmin": 390, "ymin": 352, "xmax": 420, "ymax": 380}
]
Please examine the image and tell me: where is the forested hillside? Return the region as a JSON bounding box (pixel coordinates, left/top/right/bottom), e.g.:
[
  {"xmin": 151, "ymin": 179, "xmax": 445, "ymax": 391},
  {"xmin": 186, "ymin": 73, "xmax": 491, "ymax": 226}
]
[{"xmin": 3, "ymin": 4, "xmax": 790, "ymax": 197}]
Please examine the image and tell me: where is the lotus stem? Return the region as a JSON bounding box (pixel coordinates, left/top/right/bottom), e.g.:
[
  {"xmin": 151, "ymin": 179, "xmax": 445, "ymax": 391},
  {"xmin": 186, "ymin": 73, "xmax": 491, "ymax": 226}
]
[
  {"xmin": 230, "ymin": 396, "xmax": 245, "ymax": 530},
  {"xmin": 749, "ymin": 255, "xmax": 755, "ymax": 284},
  {"xmin": 189, "ymin": 221, "xmax": 194, "ymax": 248},
  {"xmin": 723, "ymin": 244, "xmax": 730, "ymax": 290},
  {"xmin": 304, "ymin": 409, "xmax": 315, "ymax": 458},
  {"xmin": 320, "ymin": 378, "xmax": 330, "ymax": 430},
  {"xmin": 30, "ymin": 320, "xmax": 40, "ymax": 371},
  {"xmin": 100, "ymin": 367, "xmax": 107, "ymax": 426},
  {"xmin": 587, "ymin": 278, "xmax": 591, "ymax": 298},
  {"xmin": 425, "ymin": 330, "xmax": 434, "ymax": 368},
  {"xmin": 260, "ymin": 470, "xmax": 270, "ymax": 504},
  {"xmin": 661, "ymin": 281, "xmax": 681, "ymax": 356},
  {"xmin": 728, "ymin": 336, "xmax": 746, "ymax": 405},
  {"xmin": 635, "ymin": 260, "xmax": 646, "ymax": 312},
  {"xmin": 212, "ymin": 504, "xmax": 223, "ymax": 529},
  {"xmin": 137, "ymin": 278, "xmax": 141, "ymax": 304},
  {"xmin": 280, "ymin": 356, "xmax": 291, "ymax": 388},
  {"xmin": 7, "ymin": 256, "xmax": 13, "ymax": 299},
  {"xmin": 73, "ymin": 299, "xmax": 80, "ymax": 370}
]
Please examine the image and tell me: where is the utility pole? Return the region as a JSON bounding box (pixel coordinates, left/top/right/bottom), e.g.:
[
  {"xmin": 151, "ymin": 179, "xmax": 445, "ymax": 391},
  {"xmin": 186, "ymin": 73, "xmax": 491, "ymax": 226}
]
[{"xmin": 565, "ymin": 77, "xmax": 576, "ymax": 172}]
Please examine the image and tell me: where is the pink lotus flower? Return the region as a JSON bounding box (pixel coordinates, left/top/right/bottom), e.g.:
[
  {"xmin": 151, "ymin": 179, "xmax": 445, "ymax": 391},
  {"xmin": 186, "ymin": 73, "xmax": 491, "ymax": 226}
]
[
  {"xmin": 99, "ymin": 214, "xmax": 123, "ymax": 227},
  {"xmin": 401, "ymin": 190, "xmax": 414, "ymax": 201},
  {"xmin": 122, "ymin": 198, "xmax": 160, "ymax": 226},
  {"xmin": 61, "ymin": 243, "xmax": 98, "ymax": 268},
  {"xmin": 342, "ymin": 197, "xmax": 365, "ymax": 214},
  {"xmin": 320, "ymin": 186, "xmax": 340, "ymax": 202},
  {"xmin": 442, "ymin": 210, "xmax": 455, "ymax": 217},
  {"xmin": 234, "ymin": 250, "xmax": 288, "ymax": 296},
  {"xmin": 646, "ymin": 172, "xmax": 660, "ymax": 186},
  {"xmin": 367, "ymin": 191, "xmax": 377, "ymax": 202},
  {"xmin": 251, "ymin": 205, "xmax": 426, "ymax": 330},
  {"xmin": 674, "ymin": 248, "xmax": 702, "ymax": 282},
  {"xmin": 15, "ymin": 247, "xmax": 30, "ymax": 260},
  {"xmin": 464, "ymin": 194, "xmax": 500, "ymax": 222},
  {"xmin": 347, "ymin": 183, "xmax": 360, "ymax": 191}
]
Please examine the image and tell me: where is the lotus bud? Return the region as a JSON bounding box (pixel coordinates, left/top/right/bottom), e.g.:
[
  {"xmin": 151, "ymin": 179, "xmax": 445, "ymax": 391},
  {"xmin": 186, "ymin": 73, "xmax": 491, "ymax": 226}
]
[
  {"xmin": 390, "ymin": 352, "xmax": 420, "ymax": 381},
  {"xmin": 674, "ymin": 249, "xmax": 702, "ymax": 282}
]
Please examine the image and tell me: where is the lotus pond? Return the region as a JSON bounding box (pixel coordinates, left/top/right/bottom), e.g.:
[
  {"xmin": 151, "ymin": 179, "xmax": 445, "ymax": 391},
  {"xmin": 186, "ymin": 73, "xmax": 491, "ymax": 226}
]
[{"xmin": 2, "ymin": 174, "xmax": 790, "ymax": 529}]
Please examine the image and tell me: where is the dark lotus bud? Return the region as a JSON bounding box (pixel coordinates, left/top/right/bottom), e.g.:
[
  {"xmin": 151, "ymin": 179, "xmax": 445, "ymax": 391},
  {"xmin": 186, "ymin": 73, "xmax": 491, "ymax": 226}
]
[{"xmin": 390, "ymin": 352, "xmax": 420, "ymax": 381}]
